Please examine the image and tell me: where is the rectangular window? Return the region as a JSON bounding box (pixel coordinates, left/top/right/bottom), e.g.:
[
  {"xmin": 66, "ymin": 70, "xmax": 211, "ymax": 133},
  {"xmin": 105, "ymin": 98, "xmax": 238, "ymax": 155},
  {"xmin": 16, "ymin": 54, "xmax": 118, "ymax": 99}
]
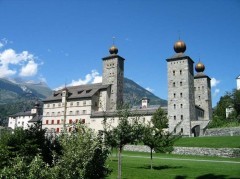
[
  {"xmin": 52, "ymin": 120, "xmax": 54, "ymax": 124},
  {"xmin": 180, "ymin": 82, "xmax": 182, "ymax": 86},
  {"xmin": 56, "ymin": 128, "xmax": 60, "ymax": 133},
  {"xmin": 82, "ymin": 110, "xmax": 86, "ymax": 114},
  {"xmin": 81, "ymin": 119, "xmax": 85, "ymax": 124},
  {"xmin": 180, "ymin": 93, "xmax": 183, "ymax": 98},
  {"xmin": 57, "ymin": 120, "xmax": 60, "ymax": 124},
  {"xmin": 174, "ymin": 116, "xmax": 176, "ymax": 120},
  {"xmin": 83, "ymin": 101, "xmax": 86, "ymax": 106},
  {"xmin": 69, "ymin": 119, "xmax": 72, "ymax": 124},
  {"xmin": 53, "ymin": 104, "xmax": 55, "ymax": 108},
  {"xmin": 46, "ymin": 120, "xmax": 49, "ymax": 124},
  {"xmin": 77, "ymin": 102, "xmax": 79, "ymax": 106},
  {"xmin": 181, "ymin": 115, "xmax": 183, "ymax": 120},
  {"xmin": 76, "ymin": 110, "xmax": 79, "ymax": 115}
]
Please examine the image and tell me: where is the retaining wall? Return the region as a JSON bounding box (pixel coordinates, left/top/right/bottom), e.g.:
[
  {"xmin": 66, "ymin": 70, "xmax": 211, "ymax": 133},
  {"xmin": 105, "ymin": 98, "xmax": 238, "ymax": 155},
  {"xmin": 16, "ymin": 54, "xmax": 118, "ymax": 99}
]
[
  {"xmin": 124, "ymin": 145, "xmax": 240, "ymax": 158},
  {"xmin": 204, "ymin": 127, "xmax": 240, "ymax": 136}
]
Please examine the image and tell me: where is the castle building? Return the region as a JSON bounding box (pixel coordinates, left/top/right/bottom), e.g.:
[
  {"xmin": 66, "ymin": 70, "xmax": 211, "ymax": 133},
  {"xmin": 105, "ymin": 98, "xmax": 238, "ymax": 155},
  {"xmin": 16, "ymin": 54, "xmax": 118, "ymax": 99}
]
[
  {"xmin": 41, "ymin": 40, "xmax": 212, "ymax": 136},
  {"xmin": 41, "ymin": 45, "xmax": 155, "ymax": 133},
  {"xmin": 166, "ymin": 40, "xmax": 212, "ymax": 136}
]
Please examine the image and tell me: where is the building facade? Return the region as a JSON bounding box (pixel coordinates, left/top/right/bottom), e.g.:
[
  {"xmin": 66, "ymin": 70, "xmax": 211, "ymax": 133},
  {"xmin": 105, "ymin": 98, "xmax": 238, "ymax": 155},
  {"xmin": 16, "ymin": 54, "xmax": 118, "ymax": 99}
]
[
  {"xmin": 166, "ymin": 40, "xmax": 212, "ymax": 136},
  {"xmin": 8, "ymin": 102, "xmax": 42, "ymax": 130}
]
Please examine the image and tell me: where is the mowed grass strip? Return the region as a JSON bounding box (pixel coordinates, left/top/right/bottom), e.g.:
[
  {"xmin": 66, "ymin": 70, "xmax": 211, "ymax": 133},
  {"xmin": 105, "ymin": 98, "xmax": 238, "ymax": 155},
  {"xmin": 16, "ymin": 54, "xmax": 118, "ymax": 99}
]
[
  {"xmin": 107, "ymin": 151, "xmax": 240, "ymax": 179},
  {"xmin": 174, "ymin": 136, "xmax": 240, "ymax": 148}
]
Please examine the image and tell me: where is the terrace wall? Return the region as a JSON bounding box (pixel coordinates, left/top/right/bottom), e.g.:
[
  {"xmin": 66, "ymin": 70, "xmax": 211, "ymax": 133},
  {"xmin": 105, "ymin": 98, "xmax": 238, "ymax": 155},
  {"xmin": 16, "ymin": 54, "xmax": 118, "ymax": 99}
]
[
  {"xmin": 204, "ymin": 127, "xmax": 240, "ymax": 136},
  {"xmin": 124, "ymin": 145, "xmax": 240, "ymax": 158}
]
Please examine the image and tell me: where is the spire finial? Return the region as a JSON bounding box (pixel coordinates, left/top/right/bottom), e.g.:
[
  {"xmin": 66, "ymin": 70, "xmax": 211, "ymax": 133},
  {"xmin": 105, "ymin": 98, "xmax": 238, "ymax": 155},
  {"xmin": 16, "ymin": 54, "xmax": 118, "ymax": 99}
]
[
  {"xmin": 178, "ymin": 30, "xmax": 181, "ymax": 40},
  {"xmin": 112, "ymin": 36, "xmax": 115, "ymax": 45}
]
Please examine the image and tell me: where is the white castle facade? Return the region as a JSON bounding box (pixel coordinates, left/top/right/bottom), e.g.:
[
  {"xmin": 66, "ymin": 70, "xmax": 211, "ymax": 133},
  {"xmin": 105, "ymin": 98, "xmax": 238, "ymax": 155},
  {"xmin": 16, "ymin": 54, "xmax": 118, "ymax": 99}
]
[{"xmin": 41, "ymin": 40, "xmax": 212, "ymax": 137}]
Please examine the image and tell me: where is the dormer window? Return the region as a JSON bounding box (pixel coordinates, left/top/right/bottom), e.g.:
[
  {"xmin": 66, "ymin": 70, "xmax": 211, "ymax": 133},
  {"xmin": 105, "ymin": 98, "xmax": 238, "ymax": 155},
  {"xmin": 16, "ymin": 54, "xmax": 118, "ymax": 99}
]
[{"xmin": 86, "ymin": 89, "xmax": 92, "ymax": 93}]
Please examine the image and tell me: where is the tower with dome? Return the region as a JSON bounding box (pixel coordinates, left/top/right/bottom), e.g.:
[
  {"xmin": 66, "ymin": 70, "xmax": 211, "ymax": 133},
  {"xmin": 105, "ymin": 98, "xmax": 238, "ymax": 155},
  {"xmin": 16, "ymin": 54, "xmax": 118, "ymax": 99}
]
[{"xmin": 166, "ymin": 40, "xmax": 212, "ymax": 136}]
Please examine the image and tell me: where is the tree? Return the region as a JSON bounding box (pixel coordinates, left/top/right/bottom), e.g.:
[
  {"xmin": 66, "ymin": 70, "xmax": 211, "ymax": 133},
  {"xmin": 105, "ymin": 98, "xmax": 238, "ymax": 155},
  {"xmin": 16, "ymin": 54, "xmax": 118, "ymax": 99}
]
[
  {"xmin": 142, "ymin": 108, "xmax": 177, "ymax": 170},
  {"xmin": 0, "ymin": 123, "xmax": 61, "ymax": 171},
  {"xmin": 104, "ymin": 105, "xmax": 143, "ymax": 179},
  {"xmin": 233, "ymin": 89, "xmax": 240, "ymax": 118},
  {"xmin": 51, "ymin": 123, "xmax": 110, "ymax": 179}
]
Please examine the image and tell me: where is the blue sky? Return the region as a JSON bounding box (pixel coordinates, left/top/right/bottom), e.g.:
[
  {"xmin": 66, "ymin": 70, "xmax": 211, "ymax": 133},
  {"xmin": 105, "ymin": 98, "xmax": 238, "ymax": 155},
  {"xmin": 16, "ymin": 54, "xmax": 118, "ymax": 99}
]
[{"xmin": 0, "ymin": 0, "xmax": 239, "ymax": 106}]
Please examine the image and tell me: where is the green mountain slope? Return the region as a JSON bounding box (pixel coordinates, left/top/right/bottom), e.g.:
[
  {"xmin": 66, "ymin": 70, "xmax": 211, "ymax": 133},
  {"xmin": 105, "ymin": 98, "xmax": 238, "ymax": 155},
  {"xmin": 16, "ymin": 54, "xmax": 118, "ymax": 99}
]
[{"xmin": 123, "ymin": 78, "xmax": 167, "ymax": 106}]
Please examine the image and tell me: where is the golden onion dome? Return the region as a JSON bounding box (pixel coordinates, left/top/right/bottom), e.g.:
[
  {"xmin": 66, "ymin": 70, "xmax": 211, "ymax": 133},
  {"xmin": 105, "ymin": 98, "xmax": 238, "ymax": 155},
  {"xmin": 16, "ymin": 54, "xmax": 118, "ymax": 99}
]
[
  {"xmin": 195, "ymin": 61, "xmax": 205, "ymax": 73},
  {"xmin": 109, "ymin": 45, "xmax": 118, "ymax": 55},
  {"xmin": 174, "ymin": 40, "xmax": 186, "ymax": 53}
]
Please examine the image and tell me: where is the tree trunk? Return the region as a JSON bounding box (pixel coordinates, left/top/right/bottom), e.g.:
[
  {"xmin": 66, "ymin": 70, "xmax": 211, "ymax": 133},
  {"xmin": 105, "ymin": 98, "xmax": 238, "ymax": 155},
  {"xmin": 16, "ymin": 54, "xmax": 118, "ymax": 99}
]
[
  {"xmin": 150, "ymin": 148, "xmax": 153, "ymax": 170},
  {"xmin": 118, "ymin": 147, "xmax": 122, "ymax": 179}
]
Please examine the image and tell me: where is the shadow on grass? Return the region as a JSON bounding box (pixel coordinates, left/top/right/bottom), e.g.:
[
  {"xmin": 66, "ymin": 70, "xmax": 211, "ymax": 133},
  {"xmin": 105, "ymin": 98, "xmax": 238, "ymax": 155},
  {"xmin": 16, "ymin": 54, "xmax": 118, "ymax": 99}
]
[
  {"xmin": 137, "ymin": 164, "xmax": 183, "ymax": 170},
  {"xmin": 174, "ymin": 174, "xmax": 237, "ymax": 179},
  {"xmin": 195, "ymin": 174, "xmax": 230, "ymax": 179}
]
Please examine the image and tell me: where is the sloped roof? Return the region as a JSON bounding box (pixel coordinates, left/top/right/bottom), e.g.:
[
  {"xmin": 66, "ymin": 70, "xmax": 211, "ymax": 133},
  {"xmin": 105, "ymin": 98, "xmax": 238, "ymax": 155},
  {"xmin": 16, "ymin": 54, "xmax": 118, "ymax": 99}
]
[
  {"xmin": 43, "ymin": 83, "xmax": 110, "ymax": 102},
  {"xmin": 28, "ymin": 115, "xmax": 42, "ymax": 123},
  {"xmin": 9, "ymin": 111, "xmax": 34, "ymax": 117},
  {"xmin": 236, "ymin": 75, "xmax": 240, "ymax": 79}
]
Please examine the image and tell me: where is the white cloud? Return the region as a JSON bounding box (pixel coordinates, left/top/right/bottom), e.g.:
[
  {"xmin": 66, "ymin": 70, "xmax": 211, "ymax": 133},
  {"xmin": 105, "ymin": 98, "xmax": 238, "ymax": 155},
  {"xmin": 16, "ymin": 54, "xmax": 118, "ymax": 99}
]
[
  {"xmin": 0, "ymin": 48, "xmax": 39, "ymax": 78},
  {"xmin": 213, "ymin": 88, "xmax": 220, "ymax": 97},
  {"xmin": 92, "ymin": 76, "xmax": 102, "ymax": 83},
  {"xmin": 211, "ymin": 78, "xmax": 220, "ymax": 87},
  {"xmin": 0, "ymin": 42, "xmax": 3, "ymax": 48},
  {"xmin": 68, "ymin": 70, "xmax": 102, "ymax": 86},
  {"xmin": 19, "ymin": 60, "xmax": 38, "ymax": 77},
  {"xmin": 146, "ymin": 87, "xmax": 154, "ymax": 93}
]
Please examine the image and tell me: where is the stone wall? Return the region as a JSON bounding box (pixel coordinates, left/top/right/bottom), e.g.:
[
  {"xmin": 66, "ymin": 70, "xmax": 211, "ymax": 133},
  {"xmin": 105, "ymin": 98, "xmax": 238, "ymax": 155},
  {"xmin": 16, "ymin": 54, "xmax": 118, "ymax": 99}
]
[
  {"xmin": 172, "ymin": 147, "xmax": 240, "ymax": 158},
  {"xmin": 204, "ymin": 127, "xmax": 240, "ymax": 136},
  {"xmin": 124, "ymin": 145, "xmax": 240, "ymax": 158}
]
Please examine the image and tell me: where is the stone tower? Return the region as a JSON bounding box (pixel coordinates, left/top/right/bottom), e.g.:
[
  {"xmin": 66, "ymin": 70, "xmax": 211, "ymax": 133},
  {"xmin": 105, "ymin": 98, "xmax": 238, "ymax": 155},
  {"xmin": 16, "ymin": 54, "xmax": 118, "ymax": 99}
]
[
  {"xmin": 102, "ymin": 45, "xmax": 124, "ymax": 110},
  {"xmin": 194, "ymin": 62, "xmax": 212, "ymax": 121},
  {"xmin": 166, "ymin": 40, "xmax": 195, "ymax": 136}
]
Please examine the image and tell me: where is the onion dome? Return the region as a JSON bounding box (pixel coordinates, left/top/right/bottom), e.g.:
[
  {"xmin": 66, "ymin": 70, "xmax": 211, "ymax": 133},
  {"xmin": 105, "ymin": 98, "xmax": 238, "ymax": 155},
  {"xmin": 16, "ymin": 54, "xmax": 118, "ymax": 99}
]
[
  {"xmin": 109, "ymin": 45, "xmax": 118, "ymax": 55},
  {"xmin": 174, "ymin": 40, "xmax": 186, "ymax": 53},
  {"xmin": 195, "ymin": 61, "xmax": 205, "ymax": 73}
]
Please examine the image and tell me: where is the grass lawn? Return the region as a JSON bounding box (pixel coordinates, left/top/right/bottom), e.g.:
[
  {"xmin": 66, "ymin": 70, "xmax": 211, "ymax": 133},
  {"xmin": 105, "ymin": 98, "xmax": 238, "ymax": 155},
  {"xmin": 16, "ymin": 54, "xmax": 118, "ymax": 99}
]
[
  {"xmin": 174, "ymin": 136, "xmax": 240, "ymax": 148},
  {"xmin": 107, "ymin": 151, "xmax": 240, "ymax": 179}
]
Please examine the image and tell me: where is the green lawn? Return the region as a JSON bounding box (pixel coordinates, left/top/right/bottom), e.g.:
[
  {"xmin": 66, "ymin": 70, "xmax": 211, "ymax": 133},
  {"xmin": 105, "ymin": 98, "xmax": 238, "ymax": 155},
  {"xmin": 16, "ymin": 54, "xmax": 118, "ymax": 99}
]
[
  {"xmin": 107, "ymin": 151, "xmax": 240, "ymax": 179},
  {"xmin": 174, "ymin": 136, "xmax": 240, "ymax": 148}
]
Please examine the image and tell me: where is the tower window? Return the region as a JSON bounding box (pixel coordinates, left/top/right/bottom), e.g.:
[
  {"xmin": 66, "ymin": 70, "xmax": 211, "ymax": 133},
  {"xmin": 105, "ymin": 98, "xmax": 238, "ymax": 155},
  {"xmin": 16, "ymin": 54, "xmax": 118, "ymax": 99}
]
[
  {"xmin": 180, "ymin": 82, "xmax": 182, "ymax": 86},
  {"xmin": 181, "ymin": 104, "xmax": 183, "ymax": 108},
  {"xmin": 174, "ymin": 104, "xmax": 176, "ymax": 109},
  {"xmin": 173, "ymin": 70, "xmax": 175, "ymax": 76},
  {"xmin": 180, "ymin": 93, "xmax": 183, "ymax": 98},
  {"xmin": 174, "ymin": 116, "xmax": 176, "ymax": 120},
  {"xmin": 199, "ymin": 96, "xmax": 201, "ymax": 100},
  {"xmin": 180, "ymin": 70, "xmax": 182, "ymax": 75},
  {"xmin": 181, "ymin": 115, "xmax": 183, "ymax": 120},
  {"xmin": 174, "ymin": 128, "xmax": 176, "ymax": 133},
  {"xmin": 173, "ymin": 93, "xmax": 176, "ymax": 98},
  {"xmin": 181, "ymin": 128, "xmax": 183, "ymax": 134},
  {"xmin": 173, "ymin": 82, "xmax": 176, "ymax": 87}
]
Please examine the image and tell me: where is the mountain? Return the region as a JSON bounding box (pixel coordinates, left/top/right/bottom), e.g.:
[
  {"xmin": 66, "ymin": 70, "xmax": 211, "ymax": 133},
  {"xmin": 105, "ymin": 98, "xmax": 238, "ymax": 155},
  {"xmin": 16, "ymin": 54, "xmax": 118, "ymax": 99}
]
[
  {"xmin": 0, "ymin": 78, "xmax": 52, "ymax": 104},
  {"xmin": 123, "ymin": 78, "xmax": 167, "ymax": 106}
]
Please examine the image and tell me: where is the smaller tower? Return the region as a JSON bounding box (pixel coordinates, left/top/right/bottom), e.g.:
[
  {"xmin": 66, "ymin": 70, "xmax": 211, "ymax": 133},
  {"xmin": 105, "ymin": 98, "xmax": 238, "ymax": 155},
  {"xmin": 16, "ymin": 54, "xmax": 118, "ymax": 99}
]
[
  {"xmin": 194, "ymin": 61, "xmax": 212, "ymax": 121},
  {"xmin": 236, "ymin": 75, "xmax": 240, "ymax": 90},
  {"xmin": 141, "ymin": 97, "xmax": 149, "ymax": 108},
  {"xmin": 102, "ymin": 44, "xmax": 125, "ymax": 110}
]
